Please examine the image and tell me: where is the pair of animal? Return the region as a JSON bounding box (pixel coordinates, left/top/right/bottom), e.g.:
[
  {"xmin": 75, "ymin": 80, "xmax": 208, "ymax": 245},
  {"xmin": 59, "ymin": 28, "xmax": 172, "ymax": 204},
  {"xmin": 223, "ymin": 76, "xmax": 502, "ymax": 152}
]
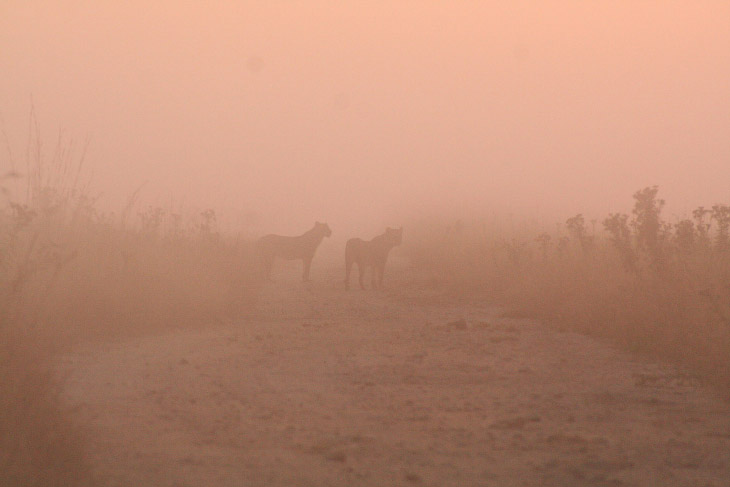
[{"xmin": 255, "ymin": 222, "xmax": 403, "ymax": 290}]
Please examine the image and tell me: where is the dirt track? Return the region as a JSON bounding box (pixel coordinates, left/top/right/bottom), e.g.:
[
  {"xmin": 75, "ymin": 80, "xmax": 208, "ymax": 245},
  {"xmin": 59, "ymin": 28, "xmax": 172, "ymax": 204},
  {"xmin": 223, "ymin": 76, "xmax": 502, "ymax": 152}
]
[{"xmin": 61, "ymin": 264, "xmax": 730, "ymax": 486}]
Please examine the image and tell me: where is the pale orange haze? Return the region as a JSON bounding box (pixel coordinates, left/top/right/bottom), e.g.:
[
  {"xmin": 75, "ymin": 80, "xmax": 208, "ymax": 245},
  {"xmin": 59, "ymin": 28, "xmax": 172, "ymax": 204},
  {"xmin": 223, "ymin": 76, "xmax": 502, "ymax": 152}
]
[{"xmin": 2, "ymin": 1, "xmax": 729, "ymax": 236}]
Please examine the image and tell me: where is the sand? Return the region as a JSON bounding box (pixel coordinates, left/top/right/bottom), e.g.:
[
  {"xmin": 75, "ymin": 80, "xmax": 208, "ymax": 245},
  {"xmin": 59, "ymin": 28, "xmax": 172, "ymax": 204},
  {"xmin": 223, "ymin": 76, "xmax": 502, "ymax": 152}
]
[{"xmin": 61, "ymin": 264, "xmax": 730, "ymax": 486}]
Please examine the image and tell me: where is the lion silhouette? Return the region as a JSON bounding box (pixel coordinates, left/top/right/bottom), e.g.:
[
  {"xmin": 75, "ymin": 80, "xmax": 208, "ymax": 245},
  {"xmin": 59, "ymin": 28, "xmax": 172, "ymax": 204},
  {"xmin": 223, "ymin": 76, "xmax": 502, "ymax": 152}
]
[
  {"xmin": 345, "ymin": 227, "xmax": 403, "ymax": 290},
  {"xmin": 256, "ymin": 221, "xmax": 332, "ymax": 281}
]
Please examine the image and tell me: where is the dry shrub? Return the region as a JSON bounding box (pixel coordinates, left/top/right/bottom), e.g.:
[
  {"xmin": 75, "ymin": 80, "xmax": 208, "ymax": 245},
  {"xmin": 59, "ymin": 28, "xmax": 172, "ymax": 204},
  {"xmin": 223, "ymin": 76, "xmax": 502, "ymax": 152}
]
[
  {"xmin": 1, "ymin": 122, "xmax": 260, "ymax": 485},
  {"xmin": 1, "ymin": 201, "xmax": 260, "ymax": 485},
  {"xmin": 407, "ymin": 188, "xmax": 730, "ymax": 390}
]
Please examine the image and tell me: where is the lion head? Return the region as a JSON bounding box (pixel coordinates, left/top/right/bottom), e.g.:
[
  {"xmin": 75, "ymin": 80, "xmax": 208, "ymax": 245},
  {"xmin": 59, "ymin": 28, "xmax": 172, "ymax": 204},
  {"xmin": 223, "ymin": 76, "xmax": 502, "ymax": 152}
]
[{"xmin": 315, "ymin": 221, "xmax": 332, "ymax": 238}]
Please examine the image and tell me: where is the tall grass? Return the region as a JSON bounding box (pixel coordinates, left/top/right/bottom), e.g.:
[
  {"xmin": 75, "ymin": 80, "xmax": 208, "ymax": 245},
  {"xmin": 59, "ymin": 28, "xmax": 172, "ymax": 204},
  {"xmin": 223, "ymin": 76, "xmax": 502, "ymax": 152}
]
[
  {"xmin": 407, "ymin": 187, "xmax": 730, "ymax": 390},
  {"xmin": 1, "ymin": 122, "xmax": 260, "ymax": 486}
]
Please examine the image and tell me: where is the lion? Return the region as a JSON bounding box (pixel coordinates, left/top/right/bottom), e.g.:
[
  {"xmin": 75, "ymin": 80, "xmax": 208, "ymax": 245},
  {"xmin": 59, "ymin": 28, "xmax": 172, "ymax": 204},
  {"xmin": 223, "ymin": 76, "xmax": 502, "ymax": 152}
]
[
  {"xmin": 256, "ymin": 221, "xmax": 332, "ymax": 281},
  {"xmin": 345, "ymin": 227, "xmax": 403, "ymax": 290}
]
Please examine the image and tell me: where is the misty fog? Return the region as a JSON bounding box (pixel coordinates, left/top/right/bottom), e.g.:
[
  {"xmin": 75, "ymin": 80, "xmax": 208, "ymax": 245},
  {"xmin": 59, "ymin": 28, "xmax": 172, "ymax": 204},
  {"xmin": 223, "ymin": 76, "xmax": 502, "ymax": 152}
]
[
  {"xmin": 3, "ymin": 1, "xmax": 729, "ymax": 236},
  {"xmin": 4, "ymin": 3, "xmax": 730, "ymax": 486}
]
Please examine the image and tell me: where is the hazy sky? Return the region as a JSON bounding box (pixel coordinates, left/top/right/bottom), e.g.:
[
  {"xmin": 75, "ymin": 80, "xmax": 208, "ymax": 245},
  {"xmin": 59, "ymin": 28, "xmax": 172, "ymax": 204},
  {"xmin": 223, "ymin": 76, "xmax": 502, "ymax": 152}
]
[{"xmin": 2, "ymin": 1, "xmax": 729, "ymax": 235}]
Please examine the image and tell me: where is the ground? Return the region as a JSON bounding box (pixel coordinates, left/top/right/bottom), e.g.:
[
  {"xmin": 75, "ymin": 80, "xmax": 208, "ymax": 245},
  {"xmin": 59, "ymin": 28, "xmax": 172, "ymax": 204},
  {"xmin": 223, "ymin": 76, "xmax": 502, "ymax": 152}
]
[{"xmin": 61, "ymin": 262, "xmax": 730, "ymax": 486}]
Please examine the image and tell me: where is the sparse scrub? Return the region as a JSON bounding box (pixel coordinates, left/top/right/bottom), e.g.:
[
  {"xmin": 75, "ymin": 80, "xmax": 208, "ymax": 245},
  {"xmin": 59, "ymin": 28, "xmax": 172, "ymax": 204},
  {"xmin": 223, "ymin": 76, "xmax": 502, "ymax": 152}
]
[
  {"xmin": 566, "ymin": 214, "xmax": 593, "ymax": 253},
  {"xmin": 711, "ymin": 204, "xmax": 730, "ymax": 252},
  {"xmin": 406, "ymin": 187, "xmax": 730, "ymax": 391},
  {"xmin": 1, "ymin": 123, "xmax": 260, "ymax": 485},
  {"xmin": 674, "ymin": 219, "xmax": 695, "ymax": 254},
  {"xmin": 693, "ymin": 206, "xmax": 712, "ymax": 250}
]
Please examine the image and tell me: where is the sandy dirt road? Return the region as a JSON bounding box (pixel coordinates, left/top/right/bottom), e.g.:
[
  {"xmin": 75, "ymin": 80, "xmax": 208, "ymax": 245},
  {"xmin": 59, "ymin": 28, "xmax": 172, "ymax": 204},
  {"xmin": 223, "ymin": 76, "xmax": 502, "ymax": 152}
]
[{"xmin": 61, "ymin": 264, "xmax": 730, "ymax": 486}]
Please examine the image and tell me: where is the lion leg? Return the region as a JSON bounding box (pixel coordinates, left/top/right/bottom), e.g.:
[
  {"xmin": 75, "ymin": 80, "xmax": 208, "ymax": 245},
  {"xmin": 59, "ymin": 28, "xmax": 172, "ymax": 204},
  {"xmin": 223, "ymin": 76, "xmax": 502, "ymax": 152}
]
[
  {"xmin": 358, "ymin": 264, "xmax": 366, "ymax": 290},
  {"xmin": 302, "ymin": 257, "xmax": 312, "ymax": 282},
  {"xmin": 371, "ymin": 266, "xmax": 378, "ymax": 290},
  {"xmin": 345, "ymin": 257, "xmax": 353, "ymax": 290},
  {"xmin": 378, "ymin": 262, "xmax": 386, "ymax": 289}
]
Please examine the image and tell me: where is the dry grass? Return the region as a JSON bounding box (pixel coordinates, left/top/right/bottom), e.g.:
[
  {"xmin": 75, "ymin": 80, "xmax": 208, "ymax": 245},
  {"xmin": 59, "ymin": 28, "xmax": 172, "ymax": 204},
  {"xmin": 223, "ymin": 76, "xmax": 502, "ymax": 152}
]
[
  {"xmin": 0, "ymin": 125, "xmax": 260, "ymax": 486},
  {"xmin": 0, "ymin": 326, "xmax": 90, "ymax": 487},
  {"xmin": 406, "ymin": 189, "xmax": 730, "ymax": 391}
]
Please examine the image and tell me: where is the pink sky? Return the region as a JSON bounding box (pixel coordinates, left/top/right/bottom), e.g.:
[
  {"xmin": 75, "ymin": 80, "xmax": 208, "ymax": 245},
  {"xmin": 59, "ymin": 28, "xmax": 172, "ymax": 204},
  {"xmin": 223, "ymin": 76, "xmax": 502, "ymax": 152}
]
[{"xmin": 2, "ymin": 1, "xmax": 729, "ymax": 235}]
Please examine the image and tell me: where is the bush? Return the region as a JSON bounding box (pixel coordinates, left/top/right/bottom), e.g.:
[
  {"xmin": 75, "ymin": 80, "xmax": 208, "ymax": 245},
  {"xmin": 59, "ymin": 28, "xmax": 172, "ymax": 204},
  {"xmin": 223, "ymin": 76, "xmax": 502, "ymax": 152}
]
[
  {"xmin": 406, "ymin": 187, "xmax": 730, "ymax": 390},
  {"xmin": 1, "ymin": 122, "xmax": 260, "ymax": 485}
]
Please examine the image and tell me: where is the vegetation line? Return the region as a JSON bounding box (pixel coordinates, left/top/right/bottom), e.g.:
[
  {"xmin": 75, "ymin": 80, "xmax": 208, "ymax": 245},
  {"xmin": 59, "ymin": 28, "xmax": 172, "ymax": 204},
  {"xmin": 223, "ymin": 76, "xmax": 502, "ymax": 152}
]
[
  {"xmin": 1, "ymin": 126, "xmax": 260, "ymax": 486},
  {"xmin": 408, "ymin": 186, "xmax": 730, "ymax": 392}
]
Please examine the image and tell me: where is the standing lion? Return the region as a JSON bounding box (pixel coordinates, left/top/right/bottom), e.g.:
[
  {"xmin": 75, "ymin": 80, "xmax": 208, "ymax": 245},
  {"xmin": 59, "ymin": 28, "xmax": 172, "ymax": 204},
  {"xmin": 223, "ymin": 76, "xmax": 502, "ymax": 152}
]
[
  {"xmin": 345, "ymin": 227, "xmax": 402, "ymax": 290},
  {"xmin": 256, "ymin": 221, "xmax": 332, "ymax": 281}
]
